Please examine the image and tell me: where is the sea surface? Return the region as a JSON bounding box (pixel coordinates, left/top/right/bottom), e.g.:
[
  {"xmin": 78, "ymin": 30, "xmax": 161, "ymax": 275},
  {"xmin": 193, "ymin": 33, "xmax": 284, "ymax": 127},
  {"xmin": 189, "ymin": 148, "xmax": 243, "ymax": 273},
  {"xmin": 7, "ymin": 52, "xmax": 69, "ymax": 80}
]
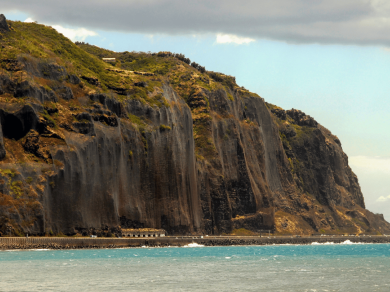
[{"xmin": 0, "ymin": 242, "xmax": 389, "ymax": 291}]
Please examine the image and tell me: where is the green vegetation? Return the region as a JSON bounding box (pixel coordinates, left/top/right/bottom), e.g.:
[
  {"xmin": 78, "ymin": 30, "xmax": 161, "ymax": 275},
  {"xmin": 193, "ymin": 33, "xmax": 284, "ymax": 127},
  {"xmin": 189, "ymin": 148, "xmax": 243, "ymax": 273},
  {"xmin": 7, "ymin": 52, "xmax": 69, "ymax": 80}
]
[
  {"xmin": 42, "ymin": 110, "xmax": 57, "ymax": 128},
  {"xmin": 128, "ymin": 113, "xmax": 145, "ymax": 126},
  {"xmin": 1, "ymin": 21, "xmax": 124, "ymax": 91},
  {"xmin": 193, "ymin": 115, "xmax": 217, "ymax": 159},
  {"xmin": 208, "ymin": 71, "xmax": 237, "ymax": 90},
  {"xmin": 0, "ymin": 168, "xmax": 18, "ymax": 178},
  {"xmin": 159, "ymin": 124, "xmax": 171, "ymax": 131},
  {"xmin": 10, "ymin": 180, "xmax": 23, "ymax": 198},
  {"xmin": 76, "ymin": 43, "xmax": 177, "ymax": 76}
]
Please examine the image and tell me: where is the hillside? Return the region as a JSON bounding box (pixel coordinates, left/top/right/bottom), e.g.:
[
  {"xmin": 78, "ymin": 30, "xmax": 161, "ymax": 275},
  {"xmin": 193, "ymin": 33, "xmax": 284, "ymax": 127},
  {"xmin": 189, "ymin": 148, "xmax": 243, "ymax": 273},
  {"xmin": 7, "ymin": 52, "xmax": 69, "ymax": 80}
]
[{"xmin": 0, "ymin": 15, "xmax": 389, "ymax": 237}]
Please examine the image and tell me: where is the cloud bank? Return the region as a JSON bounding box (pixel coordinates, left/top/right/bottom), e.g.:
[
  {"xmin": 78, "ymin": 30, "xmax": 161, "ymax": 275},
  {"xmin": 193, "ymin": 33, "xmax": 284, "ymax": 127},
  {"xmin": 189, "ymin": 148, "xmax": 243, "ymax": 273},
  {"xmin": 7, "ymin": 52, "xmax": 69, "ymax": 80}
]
[
  {"xmin": 51, "ymin": 25, "xmax": 97, "ymax": 42},
  {"xmin": 216, "ymin": 34, "xmax": 255, "ymax": 45},
  {"xmin": 24, "ymin": 18, "xmax": 97, "ymax": 41},
  {"xmin": 376, "ymin": 195, "xmax": 390, "ymax": 202},
  {"xmin": 349, "ymin": 156, "xmax": 390, "ymax": 174},
  {"xmin": 4, "ymin": 0, "xmax": 390, "ymax": 46}
]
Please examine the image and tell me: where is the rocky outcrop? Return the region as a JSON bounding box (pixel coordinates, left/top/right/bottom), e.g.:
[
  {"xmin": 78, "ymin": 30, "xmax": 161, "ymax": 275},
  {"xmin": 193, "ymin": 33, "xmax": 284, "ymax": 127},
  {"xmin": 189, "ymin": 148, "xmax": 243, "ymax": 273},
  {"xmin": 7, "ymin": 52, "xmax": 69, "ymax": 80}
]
[
  {"xmin": 81, "ymin": 76, "xmax": 100, "ymax": 86},
  {"xmin": 286, "ymin": 109, "xmax": 318, "ymax": 127},
  {"xmin": 0, "ymin": 14, "xmax": 9, "ymax": 31}
]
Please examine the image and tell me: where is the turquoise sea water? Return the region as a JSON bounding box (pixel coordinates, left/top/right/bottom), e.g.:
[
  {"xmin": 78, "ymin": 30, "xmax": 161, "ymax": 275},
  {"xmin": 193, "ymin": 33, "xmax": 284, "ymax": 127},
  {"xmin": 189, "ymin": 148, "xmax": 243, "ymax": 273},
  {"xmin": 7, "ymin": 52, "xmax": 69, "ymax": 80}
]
[{"xmin": 0, "ymin": 243, "xmax": 389, "ymax": 291}]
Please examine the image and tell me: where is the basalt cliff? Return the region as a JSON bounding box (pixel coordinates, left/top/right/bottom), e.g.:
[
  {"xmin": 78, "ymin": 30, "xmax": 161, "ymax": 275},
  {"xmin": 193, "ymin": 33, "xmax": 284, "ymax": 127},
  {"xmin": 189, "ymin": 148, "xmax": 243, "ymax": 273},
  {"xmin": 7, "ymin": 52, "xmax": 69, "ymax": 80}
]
[{"xmin": 0, "ymin": 15, "xmax": 389, "ymax": 237}]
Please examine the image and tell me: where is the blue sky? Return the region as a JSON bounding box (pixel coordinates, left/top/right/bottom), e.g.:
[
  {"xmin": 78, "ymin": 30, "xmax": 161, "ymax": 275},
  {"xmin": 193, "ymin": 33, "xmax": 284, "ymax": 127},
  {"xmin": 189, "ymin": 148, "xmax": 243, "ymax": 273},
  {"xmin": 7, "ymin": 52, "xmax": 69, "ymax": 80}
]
[{"xmin": 4, "ymin": 6, "xmax": 390, "ymax": 220}]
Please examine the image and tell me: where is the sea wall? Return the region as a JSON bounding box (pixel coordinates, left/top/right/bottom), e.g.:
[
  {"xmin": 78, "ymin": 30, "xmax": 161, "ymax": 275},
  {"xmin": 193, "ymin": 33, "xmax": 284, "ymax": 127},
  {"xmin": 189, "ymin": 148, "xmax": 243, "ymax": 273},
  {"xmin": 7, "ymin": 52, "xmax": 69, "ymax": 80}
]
[{"xmin": 1, "ymin": 235, "xmax": 390, "ymax": 250}]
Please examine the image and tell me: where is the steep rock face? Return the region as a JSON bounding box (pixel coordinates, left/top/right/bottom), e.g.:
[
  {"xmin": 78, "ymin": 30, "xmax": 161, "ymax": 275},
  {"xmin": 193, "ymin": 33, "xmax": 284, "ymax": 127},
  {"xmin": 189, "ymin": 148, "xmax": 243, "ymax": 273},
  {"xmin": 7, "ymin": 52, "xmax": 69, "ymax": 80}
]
[
  {"xmin": 276, "ymin": 108, "xmax": 364, "ymax": 209},
  {"xmin": 1, "ymin": 70, "xmax": 389, "ymax": 235},
  {"xmin": 268, "ymin": 106, "xmax": 390, "ymax": 234},
  {"xmin": 196, "ymin": 88, "xmax": 289, "ymax": 234},
  {"xmin": 34, "ymin": 84, "xmax": 200, "ymax": 235}
]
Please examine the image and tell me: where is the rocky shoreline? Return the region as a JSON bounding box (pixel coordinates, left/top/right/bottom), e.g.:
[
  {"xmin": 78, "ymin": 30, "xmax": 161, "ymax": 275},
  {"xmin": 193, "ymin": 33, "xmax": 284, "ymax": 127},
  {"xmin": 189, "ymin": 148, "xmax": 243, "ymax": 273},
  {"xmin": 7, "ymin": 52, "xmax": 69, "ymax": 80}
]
[{"xmin": 1, "ymin": 236, "xmax": 390, "ymax": 250}]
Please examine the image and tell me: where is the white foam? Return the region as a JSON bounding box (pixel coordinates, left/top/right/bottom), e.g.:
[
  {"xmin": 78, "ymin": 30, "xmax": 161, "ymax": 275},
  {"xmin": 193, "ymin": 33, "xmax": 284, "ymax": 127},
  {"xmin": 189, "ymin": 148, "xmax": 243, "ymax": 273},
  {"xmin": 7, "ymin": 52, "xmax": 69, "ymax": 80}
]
[
  {"xmin": 311, "ymin": 240, "xmax": 364, "ymax": 245},
  {"xmin": 340, "ymin": 240, "xmax": 363, "ymax": 245},
  {"xmin": 183, "ymin": 243, "xmax": 204, "ymax": 248},
  {"xmin": 311, "ymin": 242, "xmax": 335, "ymax": 245}
]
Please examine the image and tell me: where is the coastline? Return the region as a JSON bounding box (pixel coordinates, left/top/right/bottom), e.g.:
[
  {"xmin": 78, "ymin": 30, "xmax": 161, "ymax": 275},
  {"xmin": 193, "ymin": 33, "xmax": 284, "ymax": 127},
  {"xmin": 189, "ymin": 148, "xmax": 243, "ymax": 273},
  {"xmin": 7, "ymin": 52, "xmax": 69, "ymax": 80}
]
[{"xmin": 1, "ymin": 235, "xmax": 390, "ymax": 250}]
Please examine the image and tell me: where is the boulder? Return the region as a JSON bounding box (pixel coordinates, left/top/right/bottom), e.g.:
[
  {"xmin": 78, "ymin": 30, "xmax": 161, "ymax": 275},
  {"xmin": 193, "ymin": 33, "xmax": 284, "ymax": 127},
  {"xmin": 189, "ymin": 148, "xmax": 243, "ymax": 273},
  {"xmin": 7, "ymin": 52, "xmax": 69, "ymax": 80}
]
[
  {"xmin": 134, "ymin": 81, "xmax": 147, "ymax": 87},
  {"xmin": 0, "ymin": 14, "xmax": 9, "ymax": 31},
  {"xmin": 68, "ymin": 74, "xmax": 81, "ymax": 85}
]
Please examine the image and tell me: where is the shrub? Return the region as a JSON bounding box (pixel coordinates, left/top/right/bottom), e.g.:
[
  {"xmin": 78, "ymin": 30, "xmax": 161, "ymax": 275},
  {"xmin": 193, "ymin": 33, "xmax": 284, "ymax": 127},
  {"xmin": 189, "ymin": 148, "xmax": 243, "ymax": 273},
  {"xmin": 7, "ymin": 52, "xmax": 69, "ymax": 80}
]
[
  {"xmin": 0, "ymin": 169, "xmax": 18, "ymax": 178},
  {"xmin": 159, "ymin": 124, "xmax": 171, "ymax": 132},
  {"xmin": 173, "ymin": 53, "xmax": 191, "ymax": 64},
  {"xmin": 128, "ymin": 113, "xmax": 144, "ymax": 126},
  {"xmin": 10, "ymin": 181, "xmax": 24, "ymax": 198},
  {"xmin": 191, "ymin": 62, "xmax": 205, "ymax": 73}
]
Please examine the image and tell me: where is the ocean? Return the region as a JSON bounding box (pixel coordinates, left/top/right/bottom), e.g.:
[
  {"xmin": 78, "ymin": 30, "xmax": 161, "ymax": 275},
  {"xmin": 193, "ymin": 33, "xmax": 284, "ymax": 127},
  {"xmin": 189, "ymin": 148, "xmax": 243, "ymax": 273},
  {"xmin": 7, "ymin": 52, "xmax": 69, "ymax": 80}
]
[{"xmin": 0, "ymin": 242, "xmax": 389, "ymax": 291}]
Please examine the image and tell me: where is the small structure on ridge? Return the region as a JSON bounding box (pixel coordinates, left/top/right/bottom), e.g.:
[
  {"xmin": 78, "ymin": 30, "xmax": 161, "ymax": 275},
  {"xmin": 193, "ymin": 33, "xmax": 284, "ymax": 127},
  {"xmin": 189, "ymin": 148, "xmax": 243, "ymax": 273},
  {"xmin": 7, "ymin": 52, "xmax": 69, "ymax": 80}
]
[{"xmin": 102, "ymin": 58, "xmax": 116, "ymax": 63}]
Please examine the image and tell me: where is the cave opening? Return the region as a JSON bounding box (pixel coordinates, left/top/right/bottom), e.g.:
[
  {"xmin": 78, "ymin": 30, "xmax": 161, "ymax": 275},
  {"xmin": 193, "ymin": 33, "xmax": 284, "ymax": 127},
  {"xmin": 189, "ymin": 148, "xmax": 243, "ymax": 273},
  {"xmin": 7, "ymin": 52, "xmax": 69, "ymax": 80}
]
[{"xmin": 2, "ymin": 115, "xmax": 26, "ymax": 140}]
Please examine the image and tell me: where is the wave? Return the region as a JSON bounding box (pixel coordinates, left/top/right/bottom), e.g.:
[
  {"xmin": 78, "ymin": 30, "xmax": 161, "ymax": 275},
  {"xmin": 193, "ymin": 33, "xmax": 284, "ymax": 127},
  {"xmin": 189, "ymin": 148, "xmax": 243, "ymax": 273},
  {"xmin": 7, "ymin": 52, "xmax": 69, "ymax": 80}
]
[
  {"xmin": 312, "ymin": 240, "xmax": 364, "ymax": 245},
  {"xmin": 183, "ymin": 243, "xmax": 205, "ymax": 248}
]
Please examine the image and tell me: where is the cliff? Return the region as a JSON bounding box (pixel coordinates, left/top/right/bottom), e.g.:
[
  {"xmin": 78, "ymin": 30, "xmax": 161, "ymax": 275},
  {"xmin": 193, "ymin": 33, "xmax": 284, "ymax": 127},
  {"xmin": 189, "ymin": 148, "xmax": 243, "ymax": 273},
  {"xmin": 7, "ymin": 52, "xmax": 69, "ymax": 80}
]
[{"xmin": 0, "ymin": 15, "xmax": 389, "ymax": 236}]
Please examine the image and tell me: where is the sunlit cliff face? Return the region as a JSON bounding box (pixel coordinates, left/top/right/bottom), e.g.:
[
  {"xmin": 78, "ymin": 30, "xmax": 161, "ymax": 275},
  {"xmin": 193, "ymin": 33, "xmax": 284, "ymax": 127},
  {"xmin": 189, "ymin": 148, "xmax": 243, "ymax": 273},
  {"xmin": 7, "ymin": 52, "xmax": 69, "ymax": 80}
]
[{"xmin": 0, "ymin": 17, "xmax": 389, "ymax": 237}]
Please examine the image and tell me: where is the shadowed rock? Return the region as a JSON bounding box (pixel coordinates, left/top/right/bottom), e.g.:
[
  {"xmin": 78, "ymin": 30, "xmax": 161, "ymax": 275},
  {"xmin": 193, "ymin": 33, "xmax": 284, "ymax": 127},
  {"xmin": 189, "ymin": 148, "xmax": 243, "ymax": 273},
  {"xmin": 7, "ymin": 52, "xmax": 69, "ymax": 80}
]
[
  {"xmin": 0, "ymin": 120, "xmax": 6, "ymax": 160},
  {"xmin": 0, "ymin": 14, "xmax": 9, "ymax": 31}
]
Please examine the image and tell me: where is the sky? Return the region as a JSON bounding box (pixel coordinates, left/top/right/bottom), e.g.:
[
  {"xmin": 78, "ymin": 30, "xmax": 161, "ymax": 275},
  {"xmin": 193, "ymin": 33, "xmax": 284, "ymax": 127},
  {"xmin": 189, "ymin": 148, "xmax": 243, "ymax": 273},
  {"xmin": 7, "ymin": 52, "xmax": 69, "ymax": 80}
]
[{"xmin": 3, "ymin": 0, "xmax": 390, "ymax": 221}]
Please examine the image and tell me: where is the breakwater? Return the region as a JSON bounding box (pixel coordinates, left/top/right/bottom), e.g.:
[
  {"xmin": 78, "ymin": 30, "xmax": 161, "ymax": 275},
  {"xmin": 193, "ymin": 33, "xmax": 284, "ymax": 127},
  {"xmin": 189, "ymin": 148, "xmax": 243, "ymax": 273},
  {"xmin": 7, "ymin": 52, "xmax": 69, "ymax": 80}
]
[{"xmin": 1, "ymin": 235, "xmax": 390, "ymax": 250}]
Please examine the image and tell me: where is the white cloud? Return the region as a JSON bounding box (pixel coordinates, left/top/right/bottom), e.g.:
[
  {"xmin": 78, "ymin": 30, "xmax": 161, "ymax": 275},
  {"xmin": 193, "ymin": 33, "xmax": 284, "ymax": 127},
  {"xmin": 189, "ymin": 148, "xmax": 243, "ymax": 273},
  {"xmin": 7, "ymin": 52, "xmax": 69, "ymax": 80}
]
[
  {"xmin": 216, "ymin": 34, "xmax": 255, "ymax": 45},
  {"xmin": 52, "ymin": 25, "xmax": 97, "ymax": 42},
  {"xmin": 24, "ymin": 17, "xmax": 97, "ymax": 42},
  {"xmin": 349, "ymin": 156, "xmax": 390, "ymax": 174},
  {"xmin": 376, "ymin": 195, "xmax": 390, "ymax": 202}
]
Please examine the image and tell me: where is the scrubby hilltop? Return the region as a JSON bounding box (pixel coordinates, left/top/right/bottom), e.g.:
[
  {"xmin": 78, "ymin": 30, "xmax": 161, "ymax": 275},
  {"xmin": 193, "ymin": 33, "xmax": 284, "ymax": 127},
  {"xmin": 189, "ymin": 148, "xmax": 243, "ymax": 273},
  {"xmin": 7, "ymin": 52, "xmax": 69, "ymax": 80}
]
[{"xmin": 0, "ymin": 15, "xmax": 389, "ymax": 237}]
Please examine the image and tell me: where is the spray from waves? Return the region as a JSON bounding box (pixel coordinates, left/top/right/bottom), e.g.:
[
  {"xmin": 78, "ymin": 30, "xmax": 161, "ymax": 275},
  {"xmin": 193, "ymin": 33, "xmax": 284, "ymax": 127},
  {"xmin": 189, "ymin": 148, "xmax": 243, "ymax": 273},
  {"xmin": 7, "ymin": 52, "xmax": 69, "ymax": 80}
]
[
  {"xmin": 312, "ymin": 240, "xmax": 364, "ymax": 245},
  {"xmin": 340, "ymin": 240, "xmax": 363, "ymax": 245},
  {"xmin": 183, "ymin": 243, "xmax": 205, "ymax": 248}
]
